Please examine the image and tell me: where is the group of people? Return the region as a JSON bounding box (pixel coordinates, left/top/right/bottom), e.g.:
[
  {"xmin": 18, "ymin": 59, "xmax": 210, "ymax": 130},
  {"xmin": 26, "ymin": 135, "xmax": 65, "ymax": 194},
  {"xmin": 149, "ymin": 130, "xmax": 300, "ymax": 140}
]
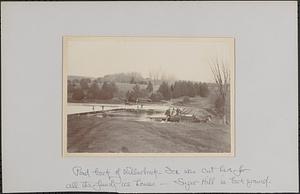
[
  {"xmin": 164, "ymin": 107, "xmax": 181, "ymax": 122},
  {"xmin": 164, "ymin": 107, "xmax": 213, "ymax": 123}
]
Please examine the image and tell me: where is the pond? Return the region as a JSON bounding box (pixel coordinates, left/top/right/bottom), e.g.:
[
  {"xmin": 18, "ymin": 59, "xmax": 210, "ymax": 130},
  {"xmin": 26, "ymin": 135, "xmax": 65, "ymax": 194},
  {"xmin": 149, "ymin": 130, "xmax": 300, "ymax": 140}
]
[
  {"xmin": 95, "ymin": 110, "xmax": 166, "ymax": 122},
  {"xmin": 67, "ymin": 103, "xmax": 171, "ymax": 122},
  {"xmin": 67, "ymin": 103, "xmax": 169, "ymax": 115}
]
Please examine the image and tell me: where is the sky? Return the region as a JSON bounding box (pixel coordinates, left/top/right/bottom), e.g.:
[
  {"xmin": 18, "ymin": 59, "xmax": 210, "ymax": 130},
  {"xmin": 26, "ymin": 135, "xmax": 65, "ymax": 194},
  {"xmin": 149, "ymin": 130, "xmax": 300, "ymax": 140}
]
[{"xmin": 64, "ymin": 37, "xmax": 234, "ymax": 82}]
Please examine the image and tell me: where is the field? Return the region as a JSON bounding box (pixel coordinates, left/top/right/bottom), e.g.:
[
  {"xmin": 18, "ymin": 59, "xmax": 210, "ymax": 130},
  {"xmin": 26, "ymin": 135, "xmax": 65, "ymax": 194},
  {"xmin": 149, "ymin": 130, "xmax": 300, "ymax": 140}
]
[
  {"xmin": 67, "ymin": 96, "xmax": 231, "ymax": 153},
  {"xmin": 67, "ymin": 116, "xmax": 230, "ymax": 153}
]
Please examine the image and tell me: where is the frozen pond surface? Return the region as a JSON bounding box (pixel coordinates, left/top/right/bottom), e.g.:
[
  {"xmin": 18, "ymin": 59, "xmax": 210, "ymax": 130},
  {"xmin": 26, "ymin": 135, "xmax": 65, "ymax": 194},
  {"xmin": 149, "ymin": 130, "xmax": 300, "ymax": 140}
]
[
  {"xmin": 67, "ymin": 103, "xmax": 169, "ymax": 115},
  {"xmin": 67, "ymin": 103, "xmax": 172, "ymax": 122}
]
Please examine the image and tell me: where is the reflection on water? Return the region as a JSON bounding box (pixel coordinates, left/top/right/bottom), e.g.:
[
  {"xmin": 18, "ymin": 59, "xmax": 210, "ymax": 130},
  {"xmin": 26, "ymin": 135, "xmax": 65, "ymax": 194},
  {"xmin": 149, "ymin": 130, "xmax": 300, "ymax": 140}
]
[{"xmin": 96, "ymin": 110, "xmax": 165, "ymax": 122}]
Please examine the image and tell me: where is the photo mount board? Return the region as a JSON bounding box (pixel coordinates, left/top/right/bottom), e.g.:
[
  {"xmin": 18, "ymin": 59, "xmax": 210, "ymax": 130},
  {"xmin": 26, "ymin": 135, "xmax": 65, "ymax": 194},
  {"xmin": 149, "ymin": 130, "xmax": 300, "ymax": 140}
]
[{"xmin": 1, "ymin": 1, "xmax": 298, "ymax": 193}]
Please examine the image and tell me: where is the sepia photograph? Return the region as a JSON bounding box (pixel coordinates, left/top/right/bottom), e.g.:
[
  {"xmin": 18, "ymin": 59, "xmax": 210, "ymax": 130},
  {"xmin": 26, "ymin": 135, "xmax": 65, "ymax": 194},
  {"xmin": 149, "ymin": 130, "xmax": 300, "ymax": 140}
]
[{"xmin": 63, "ymin": 36, "xmax": 234, "ymax": 155}]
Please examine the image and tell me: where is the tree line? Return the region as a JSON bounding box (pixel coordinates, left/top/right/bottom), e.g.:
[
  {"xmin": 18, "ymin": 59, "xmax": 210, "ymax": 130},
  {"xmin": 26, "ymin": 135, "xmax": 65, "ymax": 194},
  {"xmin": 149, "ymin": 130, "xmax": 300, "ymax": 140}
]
[
  {"xmin": 68, "ymin": 79, "xmax": 118, "ymax": 101},
  {"xmin": 68, "ymin": 78, "xmax": 210, "ymax": 102},
  {"xmin": 151, "ymin": 81, "xmax": 210, "ymax": 101},
  {"xmin": 127, "ymin": 80, "xmax": 210, "ymax": 102}
]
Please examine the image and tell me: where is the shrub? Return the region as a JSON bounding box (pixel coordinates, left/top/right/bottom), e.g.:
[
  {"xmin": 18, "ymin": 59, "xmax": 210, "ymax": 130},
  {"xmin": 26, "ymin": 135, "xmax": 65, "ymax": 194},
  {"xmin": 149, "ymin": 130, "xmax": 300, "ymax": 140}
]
[
  {"xmin": 158, "ymin": 81, "xmax": 171, "ymax": 100},
  {"xmin": 199, "ymin": 83, "xmax": 210, "ymax": 97},
  {"xmin": 72, "ymin": 88, "xmax": 85, "ymax": 100},
  {"xmin": 126, "ymin": 84, "xmax": 142, "ymax": 102},
  {"xmin": 215, "ymin": 96, "xmax": 225, "ymax": 115},
  {"xmin": 146, "ymin": 81, "xmax": 153, "ymax": 93},
  {"xmin": 150, "ymin": 92, "xmax": 164, "ymax": 102}
]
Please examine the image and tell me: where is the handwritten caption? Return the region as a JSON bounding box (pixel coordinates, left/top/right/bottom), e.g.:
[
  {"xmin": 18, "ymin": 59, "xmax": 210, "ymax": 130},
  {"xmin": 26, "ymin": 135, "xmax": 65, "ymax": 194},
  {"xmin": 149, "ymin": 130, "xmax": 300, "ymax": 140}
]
[{"xmin": 65, "ymin": 165, "xmax": 271, "ymax": 191}]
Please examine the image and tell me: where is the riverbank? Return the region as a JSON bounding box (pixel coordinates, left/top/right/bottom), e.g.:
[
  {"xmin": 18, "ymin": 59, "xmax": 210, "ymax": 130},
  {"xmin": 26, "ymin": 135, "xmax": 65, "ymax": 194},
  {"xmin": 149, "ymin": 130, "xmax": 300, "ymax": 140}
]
[{"xmin": 67, "ymin": 115, "xmax": 231, "ymax": 153}]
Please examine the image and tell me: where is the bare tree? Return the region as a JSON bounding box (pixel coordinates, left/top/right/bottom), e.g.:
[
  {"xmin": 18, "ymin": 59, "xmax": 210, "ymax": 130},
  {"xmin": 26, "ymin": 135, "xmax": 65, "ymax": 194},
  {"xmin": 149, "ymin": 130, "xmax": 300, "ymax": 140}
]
[
  {"xmin": 148, "ymin": 71, "xmax": 153, "ymax": 82},
  {"xmin": 153, "ymin": 70, "xmax": 160, "ymax": 85},
  {"xmin": 210, "ymin": 58, "xmax": 230, "ymax": 124},
  {"xmin": 149, "ymin": 66, "xmax": 163, "ymax": 85}
]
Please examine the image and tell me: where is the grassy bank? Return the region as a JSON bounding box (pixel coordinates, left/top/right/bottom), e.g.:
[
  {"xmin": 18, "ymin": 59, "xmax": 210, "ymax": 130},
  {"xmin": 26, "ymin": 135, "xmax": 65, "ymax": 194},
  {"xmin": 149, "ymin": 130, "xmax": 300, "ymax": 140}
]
[{"xmin": 67, "ymin": 115, "xmax": 231, "ymax": 153}]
